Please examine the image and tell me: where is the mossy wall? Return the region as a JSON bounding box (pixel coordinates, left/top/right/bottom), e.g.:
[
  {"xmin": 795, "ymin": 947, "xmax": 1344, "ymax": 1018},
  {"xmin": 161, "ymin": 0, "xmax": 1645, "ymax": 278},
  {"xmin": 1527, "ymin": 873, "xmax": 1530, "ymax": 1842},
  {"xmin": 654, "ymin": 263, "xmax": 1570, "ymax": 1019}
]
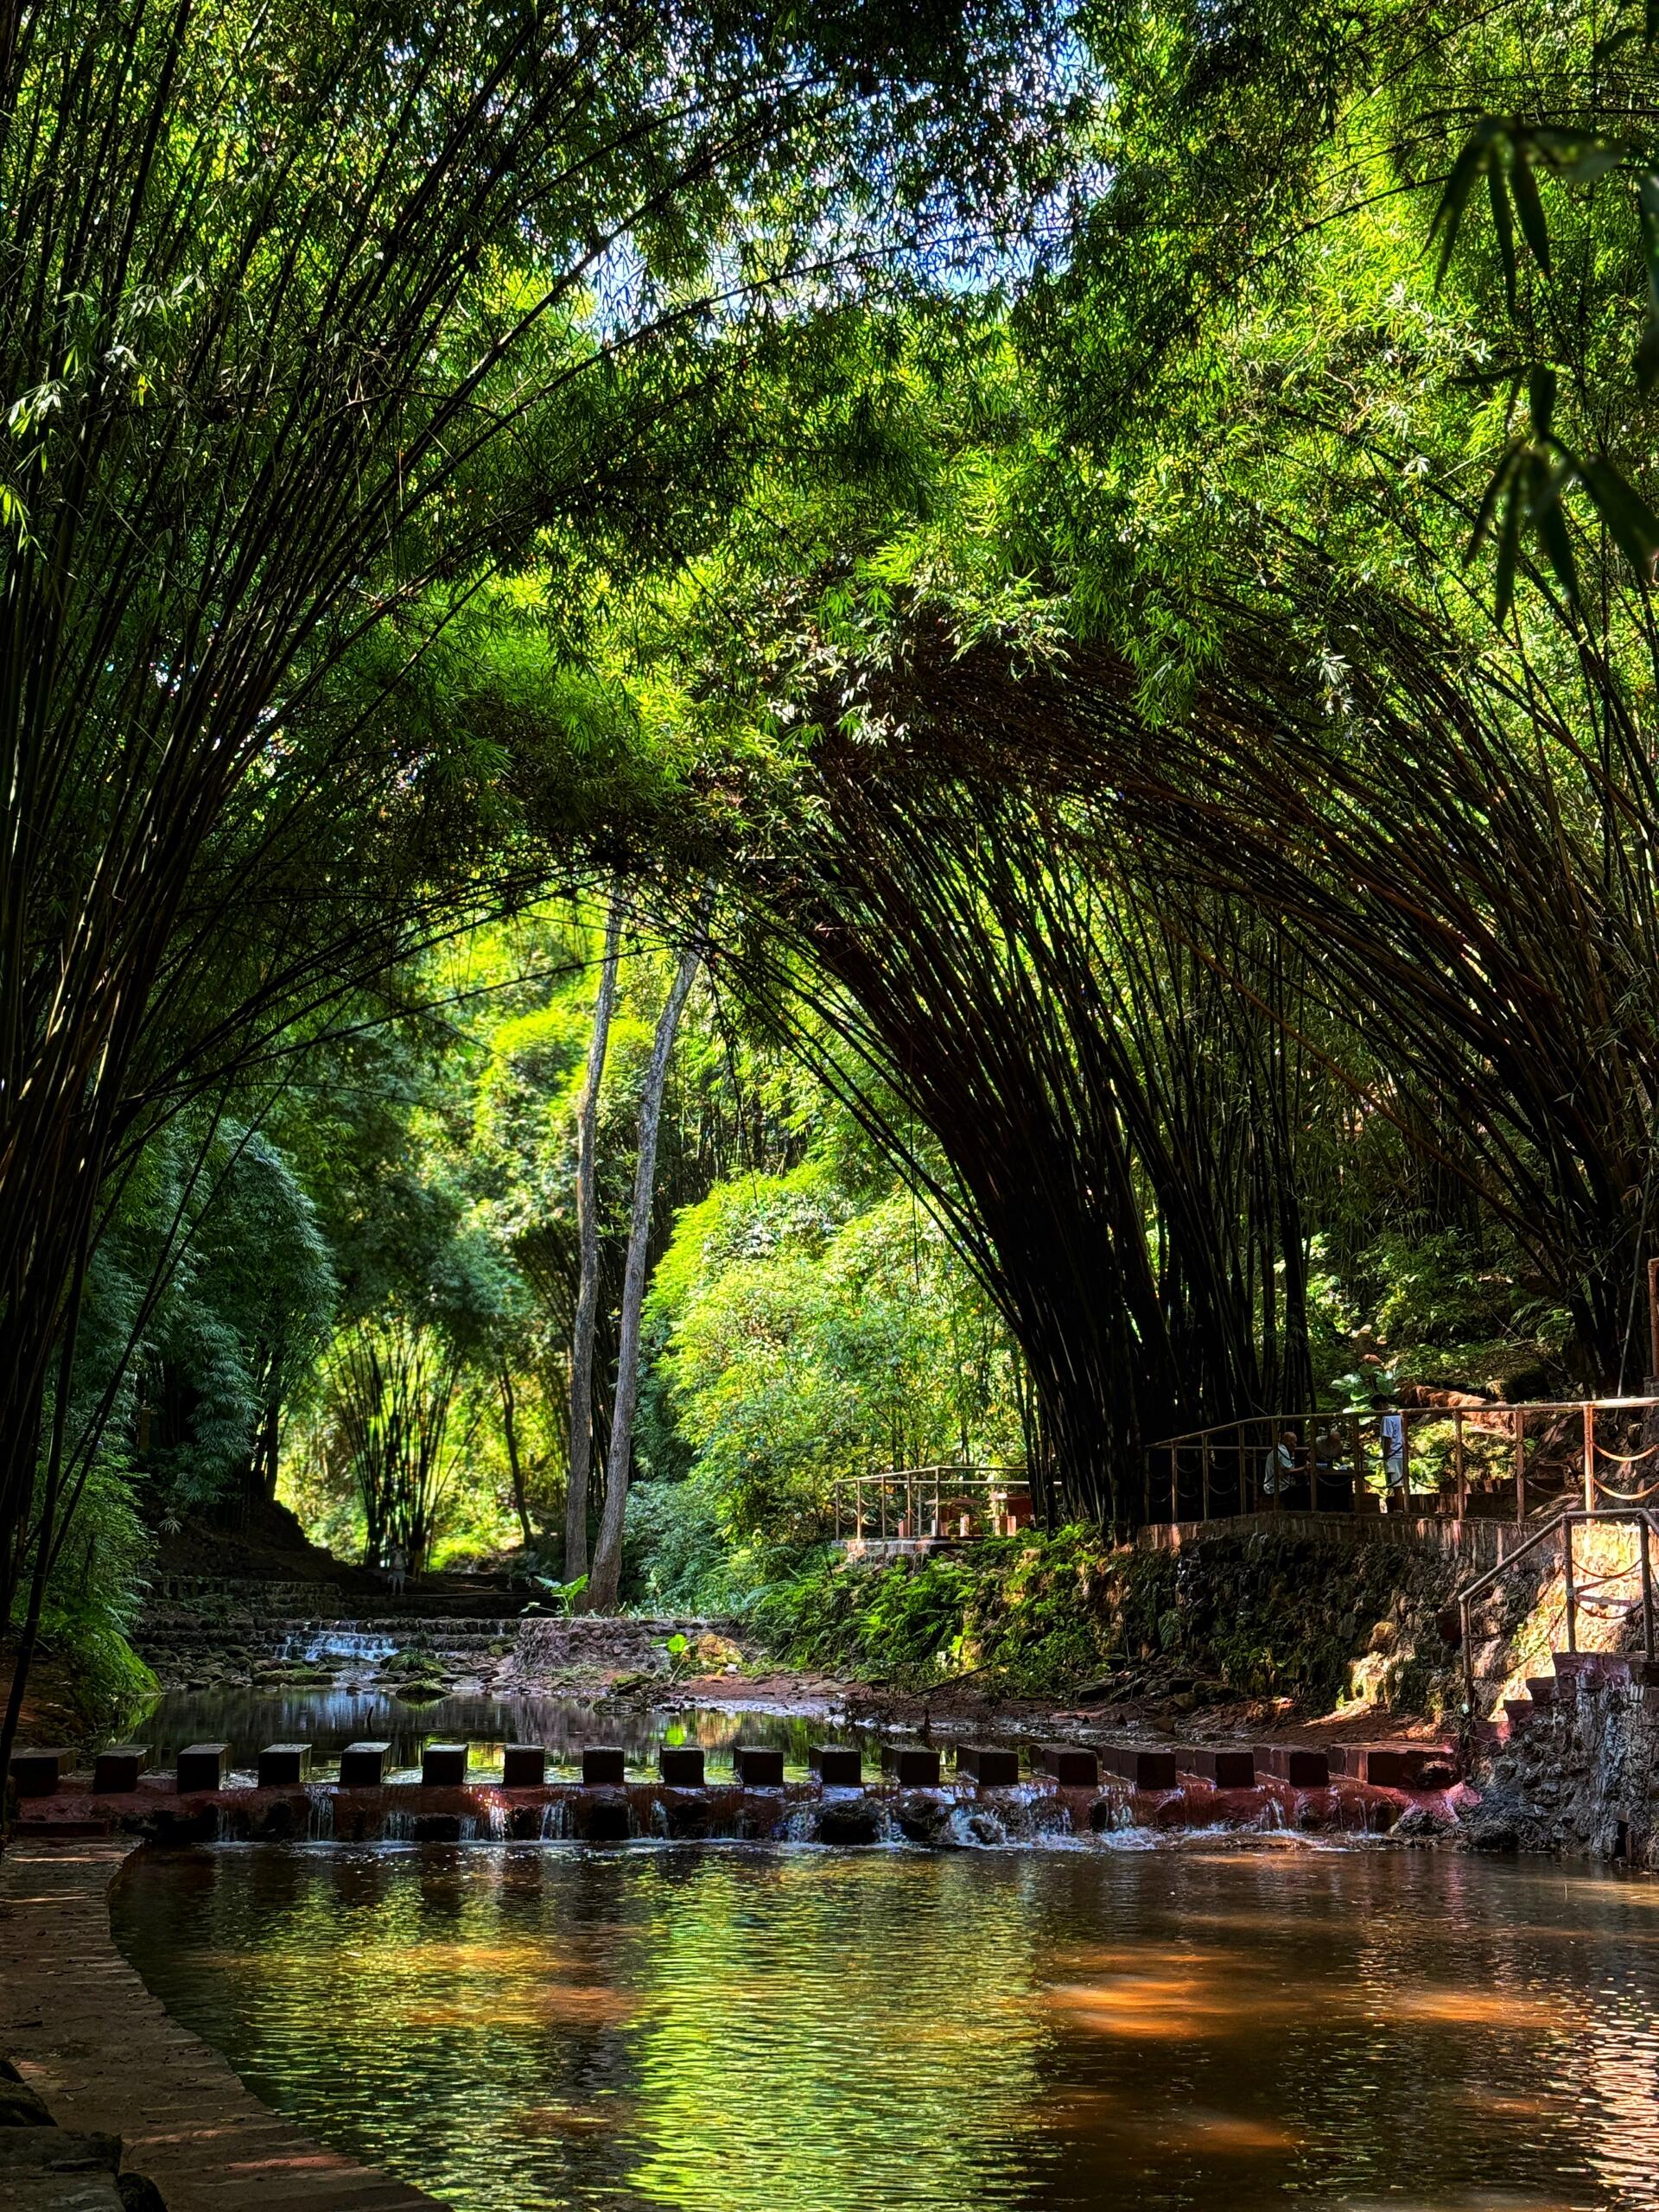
[{"xmin": 757, "ymin": 1526, "xmax": 1467, "ymax": 1717}]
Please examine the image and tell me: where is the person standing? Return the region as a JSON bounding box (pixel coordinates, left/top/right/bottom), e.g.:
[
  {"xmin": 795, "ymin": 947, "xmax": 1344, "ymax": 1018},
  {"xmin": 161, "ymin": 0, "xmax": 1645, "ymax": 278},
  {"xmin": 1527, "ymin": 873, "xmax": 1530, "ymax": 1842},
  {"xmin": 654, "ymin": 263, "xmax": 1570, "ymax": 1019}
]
[
  {"xmin": 1376, "ymin": 1397, "xmax": 1407, "ymax": 1509},
  {"xmin": 386, "ymin": 1539, "xmax": 408, "ymax": 1596}
]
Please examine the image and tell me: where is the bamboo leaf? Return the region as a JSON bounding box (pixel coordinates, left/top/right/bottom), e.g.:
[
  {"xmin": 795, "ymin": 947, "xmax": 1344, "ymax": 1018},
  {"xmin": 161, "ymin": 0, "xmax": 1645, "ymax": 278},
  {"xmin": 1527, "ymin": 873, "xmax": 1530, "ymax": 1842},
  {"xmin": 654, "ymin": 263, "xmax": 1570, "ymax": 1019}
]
[
  {"xmin": 1529, "ymin": 362, "xmax": 1557, "ymax": 441},
  {"xmin": 1530, "ymin": 457, "xmax": 1580, "ymax": 612},
  {"xmin": 1638, "ymin": 175, "xmax": 1659, "ymax": 387},
  {"xmin": 1431, "ymin": 130, "xmax": 1498, "ymax": 283},
  {"xmin": 1529, "ymin": 126, "xmax": 1624, "ymax": 181},
  {"xmin": 1579, "ymin": 457, "xmax": 1659, "ymax": 574},
  {"xmin": 1494, "ymin": 474, "xmax": 1524, "ymax": 623},
  {"xmin": 1466, "ymin": 443, "xmax": 1523, "ymax": 559},
  {"xmin": 1489, "ymin": 164, "xmax": 1516, "ymax": 313},
  {"xmin": 1510, "ymin": 152, "xmax": 1551, "ymax": 271}
]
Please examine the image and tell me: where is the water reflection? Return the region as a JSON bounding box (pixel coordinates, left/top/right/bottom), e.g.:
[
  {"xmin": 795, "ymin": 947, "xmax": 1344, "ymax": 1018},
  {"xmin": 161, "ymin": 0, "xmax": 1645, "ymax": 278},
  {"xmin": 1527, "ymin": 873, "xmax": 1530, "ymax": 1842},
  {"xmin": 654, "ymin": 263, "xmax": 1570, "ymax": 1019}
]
[
  {"xmin": 125, "ymin": 1688, "xmax": 862, "ymax": 1777},
  {"xmin": 111, "ymin": 1845, "xmax": 1659, "ymax": 2212}
]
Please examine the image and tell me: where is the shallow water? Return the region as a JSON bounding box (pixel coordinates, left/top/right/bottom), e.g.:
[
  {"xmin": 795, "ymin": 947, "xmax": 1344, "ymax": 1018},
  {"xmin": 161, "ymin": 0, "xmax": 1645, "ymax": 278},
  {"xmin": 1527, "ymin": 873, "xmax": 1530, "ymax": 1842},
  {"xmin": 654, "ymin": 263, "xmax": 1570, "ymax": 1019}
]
[
  {"xmin": 129, "ymin": 1688, "xmax": 860, "ymax": 1777},
  {"xmin": 113, "ymin": 1842, "xmax": 1659, "ymax": 2211}
]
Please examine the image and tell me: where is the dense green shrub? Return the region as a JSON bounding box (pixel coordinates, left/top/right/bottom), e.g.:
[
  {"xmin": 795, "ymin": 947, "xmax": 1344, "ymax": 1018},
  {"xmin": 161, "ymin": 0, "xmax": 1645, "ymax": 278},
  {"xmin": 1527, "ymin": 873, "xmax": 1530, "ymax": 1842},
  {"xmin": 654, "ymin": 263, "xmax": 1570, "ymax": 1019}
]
[{"xmin": 753, "ymin": 1526, "xmax": 1464, "ymax": 1713}]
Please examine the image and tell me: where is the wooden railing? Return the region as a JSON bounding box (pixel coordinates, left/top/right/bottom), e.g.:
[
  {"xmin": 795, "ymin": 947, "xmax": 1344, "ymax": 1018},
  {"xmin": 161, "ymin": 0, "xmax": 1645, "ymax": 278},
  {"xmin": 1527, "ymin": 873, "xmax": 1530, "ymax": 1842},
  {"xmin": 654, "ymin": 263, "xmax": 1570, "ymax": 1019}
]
[
  {"xmin": 833, "ymin": 1466, "xmax": 1032, "ymax": 1546},
  {"xmin": 1456, "ymin": 1507, "xmax": 1659, "ymax": 1719},
  {"xmin": 1142, "ymin": 1398, "xmax": 1659, "ymax": 1528}
]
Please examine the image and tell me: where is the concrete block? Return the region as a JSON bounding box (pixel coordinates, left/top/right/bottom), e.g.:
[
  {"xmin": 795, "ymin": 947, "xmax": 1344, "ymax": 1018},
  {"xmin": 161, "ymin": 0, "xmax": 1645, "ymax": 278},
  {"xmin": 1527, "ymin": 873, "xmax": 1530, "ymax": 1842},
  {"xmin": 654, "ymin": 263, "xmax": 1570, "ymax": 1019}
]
[
  {"xmin": 733, "ymin": 1745, "xmax": 785, "ymax": 1788},
  {"xmin": 1255, "ymin": 1744, "xmax": 1330, "ymax": 1787},
  {"xmin": 92, "ymin": 1745, "xmax": 148, "ymax": 1794},
  {"xmin": 881, "ymin": 1745, "xmax": 942, "ymax": 1788},
  {"xmin": 421, "ymin": 1742, "xmax": 468, "ymax": 1786},
  {"xmin": 339, "ymin": 1741, "xmax": 391, "ymax": 1788},
  {"xmin": 1102, "ymin": 1745, "xmax": 1178, "ymax": 1790},
  {"xmin": 1035, "ymin": 1745, "xmax": 1100, "ymax": 1788},
  {"xmin": 1183, "ymin": 1745, "xmax": 1255, "ymax": 1789},
  {"xmin": 258, "ymin": 1743, "xmax": 313, "ymax": 1788},
  {"xmin": 956, "ymin": 1745, "xmax": 1020, "ymax": 1786},
  {"xmin": 1347, "ymin": 1745, "xmax": 1416, "ymax": 1789},
  {"xmin": 175, "ymin": 1742, "xmax": 229, "ymax": 1793},
  {"xmin": 582, "ymin": 1745, "xmax": 626, "ymax": 1786},
  {"xmin": 810, "ymin": 1745, "xmax": 863, "ymax": 1786},
  {"xmin": 659, "ymin": 1744, "xmax": 705, "ymax": 1787},
  {"xmin": 9, "ymin": 1749, "xmax": 65, "ymax": 1798},
  {"xmin": 501, "ymin": 1745, "xmax": 547, "ymax": 1789}
]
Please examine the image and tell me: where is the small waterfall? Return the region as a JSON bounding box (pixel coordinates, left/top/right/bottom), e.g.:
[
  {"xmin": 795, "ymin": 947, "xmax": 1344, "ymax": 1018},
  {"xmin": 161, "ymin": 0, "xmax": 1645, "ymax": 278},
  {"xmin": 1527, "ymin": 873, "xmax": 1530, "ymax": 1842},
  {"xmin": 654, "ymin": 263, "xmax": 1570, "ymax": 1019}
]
[
  {"xmin": 478, "ymin": 1796, "xmax": 510, "ymax": 1840},
  {"xmin": 780, "ymin": 1805, "xmax": 818, "ymax": 1841},
  {"xmin": 539, "ymin": 1798, "xmax": 569, "ymax": 1840},
  {"xmin": 382, "ymin": 1809, "xmax": 418, "ymax": 1840},
  {"xmin": 306, "ymin": 1787, "xmax": 336, "ymax": 1842},
  {"xmin": 279, "ymin": 1625, "xmax": 397, "ymax": 1663},
  {"xmin": 945, "ymin": 1804, "xmax": 1008, "ymax": 1848}
]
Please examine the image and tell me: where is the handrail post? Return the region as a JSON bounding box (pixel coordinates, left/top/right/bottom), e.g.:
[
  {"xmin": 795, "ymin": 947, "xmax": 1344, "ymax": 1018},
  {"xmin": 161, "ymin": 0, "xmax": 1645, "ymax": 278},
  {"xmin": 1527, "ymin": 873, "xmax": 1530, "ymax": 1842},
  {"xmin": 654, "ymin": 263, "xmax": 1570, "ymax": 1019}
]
[
  {"xmin": 1564, "ymin": 1520, "xmax": 1577, "ymax": 1654},
  {"xmin": 1350, "ymin": 1414, "xmax": 1363, "ymax": 1515},
  {"xmin": 1461, "ymin": 1592, "xmax": 1474, "ymax": 1719},
  {"xmin": 1169, "ymin": 1444, "xmax": 1178, "ymax": 1527},
  {"xmin": 1583, "ymin": 1402, "xmax": 1597, "ymax": 1513},
  {"xmin": 1643, "ymin": 1516, "xmax": 1656, "ymax": 1665},
  {"xmin": 1202, "ymin": 1434, "xmax": 1211, "ymax": 1523},
  {"xmin": 1514, "ymin": 1409, "xmax": 1526, "ymax": 1524},
  {"xmin": 1454, "ymin": 1409, "xmax": 1466, "ymax": 1522}
]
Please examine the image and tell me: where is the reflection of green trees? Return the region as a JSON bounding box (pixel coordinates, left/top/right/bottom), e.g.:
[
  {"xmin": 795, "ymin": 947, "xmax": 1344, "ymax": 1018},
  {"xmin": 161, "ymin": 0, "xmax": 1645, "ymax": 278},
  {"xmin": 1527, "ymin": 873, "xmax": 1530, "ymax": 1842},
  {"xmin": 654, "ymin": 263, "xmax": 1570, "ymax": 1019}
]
[
  {"xmin": 114, "ymin": 1848, "xmax": 1058, "ymax": 2210},
  {"xmin": 623, "ymin": 1854, "xmax": 1049, "ymax": 2212},
  {"xmin": 112, "ymin": 1846, "xmax": 1659, "ymax": 2212}
]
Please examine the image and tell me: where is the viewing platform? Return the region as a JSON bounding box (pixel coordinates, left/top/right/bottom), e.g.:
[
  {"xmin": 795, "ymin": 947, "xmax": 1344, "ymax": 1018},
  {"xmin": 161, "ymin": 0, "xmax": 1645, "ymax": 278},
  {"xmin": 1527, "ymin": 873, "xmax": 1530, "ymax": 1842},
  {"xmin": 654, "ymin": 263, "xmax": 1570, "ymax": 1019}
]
[
  {"xmin": 833, "ymin": 1466, "xmax": 1033, "ymax": 1556},
  {"xmin": 1143, "ymin": 1394, "xmax": 1659, "ymax": 1532}
]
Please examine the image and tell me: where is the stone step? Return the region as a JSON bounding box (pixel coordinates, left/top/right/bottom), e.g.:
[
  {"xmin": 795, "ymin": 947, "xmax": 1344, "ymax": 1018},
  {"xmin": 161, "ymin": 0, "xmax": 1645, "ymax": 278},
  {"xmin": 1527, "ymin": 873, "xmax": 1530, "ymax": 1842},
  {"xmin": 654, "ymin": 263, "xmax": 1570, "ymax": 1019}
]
[{"xmin": 1332, "ymin": 1743, "xmax": 1459, "ymax": 1788}]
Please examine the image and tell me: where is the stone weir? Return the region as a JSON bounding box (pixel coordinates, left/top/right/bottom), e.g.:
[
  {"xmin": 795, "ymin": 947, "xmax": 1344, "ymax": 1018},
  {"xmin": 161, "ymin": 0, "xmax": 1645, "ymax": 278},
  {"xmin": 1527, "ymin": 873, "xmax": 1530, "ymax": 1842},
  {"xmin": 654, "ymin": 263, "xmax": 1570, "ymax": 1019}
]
[{"xmin": 14, "ymin": 1764, "xmax": 1466, "ymax": 1852}]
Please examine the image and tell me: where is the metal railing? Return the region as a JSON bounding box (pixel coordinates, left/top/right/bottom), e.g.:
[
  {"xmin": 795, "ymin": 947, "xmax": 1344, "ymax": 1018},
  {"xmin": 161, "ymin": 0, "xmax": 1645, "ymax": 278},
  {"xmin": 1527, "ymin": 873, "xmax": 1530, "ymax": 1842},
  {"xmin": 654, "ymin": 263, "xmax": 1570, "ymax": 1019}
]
[
  {"xmin": 1142, "ymin": 1396, "xmax": 1659, "ymax": 1528},
  {"xmin": 1455, "ymin": 1507, "xmax": 1659, "ymax": 1719},
  {"xmin": 832, "ymin": 1466, "xmax": 1032, "ymax": 1545}
]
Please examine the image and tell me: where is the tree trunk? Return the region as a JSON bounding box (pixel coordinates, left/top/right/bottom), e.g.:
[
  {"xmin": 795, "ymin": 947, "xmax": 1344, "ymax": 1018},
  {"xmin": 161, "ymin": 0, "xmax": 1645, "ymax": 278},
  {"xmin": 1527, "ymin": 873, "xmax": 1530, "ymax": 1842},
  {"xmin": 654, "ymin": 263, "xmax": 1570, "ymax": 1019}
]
[
  {"xmin": 587, "ymin": 904, "xmax": 708, "ymax": 1612},
  {"xmin": 500, "ymin": 1360, "xmax": 532, "ymax": 1550},
  {"xmin": 563, "ymin": 897, "xmax": 623, "ymax": 1582}
]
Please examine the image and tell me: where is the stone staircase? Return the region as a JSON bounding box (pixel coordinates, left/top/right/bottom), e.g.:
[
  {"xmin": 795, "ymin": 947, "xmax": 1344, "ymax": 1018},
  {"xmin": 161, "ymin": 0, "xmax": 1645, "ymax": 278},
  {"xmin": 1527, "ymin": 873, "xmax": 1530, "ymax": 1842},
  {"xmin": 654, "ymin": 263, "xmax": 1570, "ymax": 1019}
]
[
  {"xmin": 134, "ymin": 1570, "xmax": 525, "ymax": 1678},
  {"xmin": 1498, "ymin": 1647, "xmax": 1659, "ymax": 1739},
  {"xmin": 1469, "ymin": 1646, "xmax": 1659, "ymax": 1861}
]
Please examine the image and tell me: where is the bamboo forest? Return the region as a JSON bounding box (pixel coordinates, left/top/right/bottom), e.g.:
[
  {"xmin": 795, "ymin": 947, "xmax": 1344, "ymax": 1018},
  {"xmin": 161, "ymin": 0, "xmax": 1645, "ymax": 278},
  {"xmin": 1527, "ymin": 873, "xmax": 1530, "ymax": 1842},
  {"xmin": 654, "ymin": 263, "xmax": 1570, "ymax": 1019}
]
[{"xmin": 10, "ymin": 3, "xmax": 1659, "ymax": 2209}]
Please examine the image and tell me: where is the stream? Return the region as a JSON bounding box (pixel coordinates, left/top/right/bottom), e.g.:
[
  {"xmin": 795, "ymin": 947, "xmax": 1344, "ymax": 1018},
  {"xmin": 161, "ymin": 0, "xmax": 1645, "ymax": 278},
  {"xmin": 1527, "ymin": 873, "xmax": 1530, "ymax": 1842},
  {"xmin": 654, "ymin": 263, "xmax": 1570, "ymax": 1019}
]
[{"xmin": 112, "ymin": 1836, "xmax": 1659, "ymax": 2211}]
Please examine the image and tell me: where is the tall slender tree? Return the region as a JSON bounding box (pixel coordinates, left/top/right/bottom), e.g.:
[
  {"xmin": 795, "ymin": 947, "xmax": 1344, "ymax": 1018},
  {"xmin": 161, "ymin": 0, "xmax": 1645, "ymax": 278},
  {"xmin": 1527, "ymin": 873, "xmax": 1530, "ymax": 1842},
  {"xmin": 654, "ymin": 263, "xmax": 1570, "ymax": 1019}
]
[
  {"xmin": 588, "ymin": 899, "xmax": 710, "ymax": 1611},
  {"xmin": 564, "ymin": 899, "xmax": 623, "ymax": 1581}
]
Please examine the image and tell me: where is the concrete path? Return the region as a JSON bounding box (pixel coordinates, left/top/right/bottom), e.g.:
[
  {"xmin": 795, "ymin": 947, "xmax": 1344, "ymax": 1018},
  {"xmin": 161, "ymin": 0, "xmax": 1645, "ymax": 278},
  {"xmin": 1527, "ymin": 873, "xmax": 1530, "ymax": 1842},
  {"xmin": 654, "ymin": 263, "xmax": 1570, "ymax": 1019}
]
[{"xmin": 0, "ymin": 1838, "xmax": 442, "ymax": 2210}]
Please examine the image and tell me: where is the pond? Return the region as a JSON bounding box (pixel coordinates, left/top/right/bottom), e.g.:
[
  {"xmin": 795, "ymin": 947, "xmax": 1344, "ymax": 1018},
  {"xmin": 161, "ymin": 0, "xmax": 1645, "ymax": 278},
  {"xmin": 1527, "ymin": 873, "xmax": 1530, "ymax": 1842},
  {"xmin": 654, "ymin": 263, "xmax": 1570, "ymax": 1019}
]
[
  {"xmin": 125, "ymin": 1688, "xmax": 864, "ymax": 1780},
  {"xmin": 112, "ymin": 1840, "xmax": 1659, "ymax": 2212}
]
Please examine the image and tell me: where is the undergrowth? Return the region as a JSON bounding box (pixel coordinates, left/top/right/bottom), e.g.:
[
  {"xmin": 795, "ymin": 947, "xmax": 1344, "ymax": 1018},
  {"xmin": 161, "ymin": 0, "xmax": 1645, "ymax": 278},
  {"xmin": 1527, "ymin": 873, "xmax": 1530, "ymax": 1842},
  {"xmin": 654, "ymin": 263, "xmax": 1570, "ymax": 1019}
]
[{"xmin": 753, "ymin": 1525, "xmax": 1465, "ymax": 1713}]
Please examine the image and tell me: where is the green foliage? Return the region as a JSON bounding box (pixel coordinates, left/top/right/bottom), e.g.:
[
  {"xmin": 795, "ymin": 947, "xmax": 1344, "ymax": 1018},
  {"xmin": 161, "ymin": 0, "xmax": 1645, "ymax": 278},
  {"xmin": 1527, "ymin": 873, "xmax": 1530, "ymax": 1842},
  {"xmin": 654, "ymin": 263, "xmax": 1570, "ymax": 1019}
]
[
  {"xmin": 24, "ymin": 1459, "xmax": 156, "ymax": 1726},
  {"xmin": 632, "ymin": 1154, "xmax": 1024, "ymax": 1602},
  {"xmin": 753, "ymin": 1524, "xmax": 1462, "ymax": 1713}
]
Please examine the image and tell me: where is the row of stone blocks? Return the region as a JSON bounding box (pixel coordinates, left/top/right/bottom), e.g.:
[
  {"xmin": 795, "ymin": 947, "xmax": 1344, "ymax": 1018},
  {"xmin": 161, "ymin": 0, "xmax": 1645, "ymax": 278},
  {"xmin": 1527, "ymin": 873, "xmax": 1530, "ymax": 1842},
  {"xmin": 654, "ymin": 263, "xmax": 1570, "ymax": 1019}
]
[{"xmin": 10, "ymin": 1732, "xmax": 1457, "ymax": 1801}]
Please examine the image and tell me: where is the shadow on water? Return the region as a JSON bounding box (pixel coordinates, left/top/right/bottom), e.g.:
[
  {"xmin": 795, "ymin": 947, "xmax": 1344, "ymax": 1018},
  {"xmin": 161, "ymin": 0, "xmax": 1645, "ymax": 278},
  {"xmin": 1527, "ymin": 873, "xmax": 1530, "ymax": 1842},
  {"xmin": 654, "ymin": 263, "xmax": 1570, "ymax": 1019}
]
[{"xmin": 111, "ymin": 1841, "xmax": 1659, "ymax": 2212}]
